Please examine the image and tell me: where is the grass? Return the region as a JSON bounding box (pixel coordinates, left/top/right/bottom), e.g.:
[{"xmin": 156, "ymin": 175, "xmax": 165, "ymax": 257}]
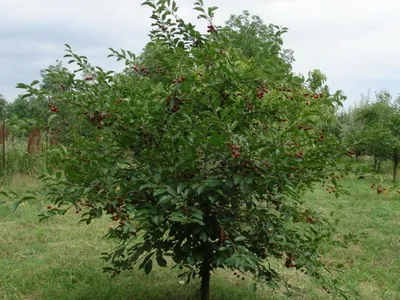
[{"xmin": 1, "ymin": 162, "xmax": 400, "ymax": 300}]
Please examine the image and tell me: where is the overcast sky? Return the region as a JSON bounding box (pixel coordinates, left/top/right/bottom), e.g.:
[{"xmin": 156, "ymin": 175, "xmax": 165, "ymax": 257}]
[{"xmin": 1, "ymin": 0, "xmax": 400, "ymax": 108}]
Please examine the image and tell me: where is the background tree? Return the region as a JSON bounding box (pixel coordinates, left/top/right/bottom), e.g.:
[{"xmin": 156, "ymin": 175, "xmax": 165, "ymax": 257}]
[
  {"xmin": 342, "ymin": 90, "xmax": 400, "ymax": 181},
  {"xmin": 0, "ymin": 94, "xmax": 8, "ymax": 120},
  {"xmin": 8, "ymin": 95, "xmax": 32, "ymax": 120}
]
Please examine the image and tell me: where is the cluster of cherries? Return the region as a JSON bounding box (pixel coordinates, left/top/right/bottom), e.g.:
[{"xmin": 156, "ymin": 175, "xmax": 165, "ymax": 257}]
[
  {"xmin": 133, "ymin": 65, "xmax": 149, "ymax": 74},
  {"xmin": 172, "ymin": 75, "xmax": 186, "ymax": 84},
  {"xmin": 294, "ymin": 151, "xmax": 304, "ymax": 159},
  {"xmin": 48, "ymin": 103, "xmax": 59, "ymax": 113},
  {"xmin": 297, "ymin": 125, "xmax": 313, "ymax": 131},
  {"xmin": 166, "ymin": 95, "xmax": 187, "ymax": 113},
  {"xmin": 207, "ymin": 24, "xmax": 216, "ymax": 33},
  {"xmin": 303, "ymin": 209, "xmax": 317, "ymax": 224},
  {"xmin": 256, "ymin": 86, "xmax": 269, "ymax": 99},
  {"xmin": 226, "ymin": 141, "xmax": 241, "ymax": 157},
  {"xmin": 285, "ymin": 255, "xmax": 296, "ymax": 268},
  {"xmin": 217, "ymin": 225, "xmax": 228, "ymax": 243}
]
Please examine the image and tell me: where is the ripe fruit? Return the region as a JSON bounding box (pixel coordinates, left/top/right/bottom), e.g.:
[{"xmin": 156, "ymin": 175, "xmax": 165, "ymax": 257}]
[
  {"xmin": 207, "ymin": 24, "xmax": 216, "ymax": 33},
  {"xmin": 232, "ymin": 151, "xmax": 240, "ymax": 158},
  {"xmin": 305, "ymin": 101, "xmax": 310, "ymax": 106},
  {"xmin": 294, "ymin": 151, "xmax": 304, "ymax": 159},
  {"xmin": 84, "ymin": 76, "xmax": 93, "ymax": 81},
  {"xmin": 47, "ymin": 205, "xmax": 52, "ymax": 209},
  {"xmin": 306, "ymin": 216, "xmax": 317, "ymax": 224},
  {"xmin": 50, "ymin": 107, "xmax": 59, "ymax": 113}
]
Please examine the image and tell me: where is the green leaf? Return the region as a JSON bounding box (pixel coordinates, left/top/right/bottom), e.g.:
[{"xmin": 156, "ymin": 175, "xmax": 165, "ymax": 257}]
[
  {"xmin": 197, "ymin": 186, "xmax": 207, "ymax": 195},
  {"xmin": 177, "ymin": 182, "xmax": 187, "ymax": 194},
  {"xmin": 234, "ymin": 236, "xmax": 247, "ymax": 242},
  {"xmin": 166, "ymin": 185, "xmax": 178, "ymax": 197},
  {"xmin": 240, "ymin": 180, "xmax": 249, "ymax": 193},
  {"xmin": 200, "ymin": 231, "xmax": 208, "ymax": 243},
  {"xmin": 154, "ymin": 188, "xmax": 166, "ymax": 196},
  {"xmin": 140, "ymin": 183, "xmax": 158, "ymax": 190},
  {"xmin": 158, "ymin": 195, "xmax": 172, "ymax": 205},
  {"xmin": 170, "ymin": 212, "xmax": 184, "ymax": 222}
]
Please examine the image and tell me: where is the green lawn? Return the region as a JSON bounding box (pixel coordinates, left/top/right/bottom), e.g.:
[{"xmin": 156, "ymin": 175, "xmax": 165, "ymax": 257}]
[{"xmin": 1, "ymin": 169, "xmax": 399, "ymax": 300}]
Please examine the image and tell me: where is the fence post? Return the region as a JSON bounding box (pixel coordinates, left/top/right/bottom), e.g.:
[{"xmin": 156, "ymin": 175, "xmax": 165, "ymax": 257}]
[{"xmin": 2, "ymin": 120, "xmax": 5, "ymax": 175}]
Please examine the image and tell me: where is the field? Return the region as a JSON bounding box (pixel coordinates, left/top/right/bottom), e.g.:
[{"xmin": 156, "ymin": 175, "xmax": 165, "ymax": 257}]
[{"xmin": 1, "ymin": 160, "xmax": 400, "ymax": 300}]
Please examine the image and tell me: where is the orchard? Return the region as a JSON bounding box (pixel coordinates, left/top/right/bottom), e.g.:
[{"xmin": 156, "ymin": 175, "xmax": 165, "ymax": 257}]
[{"xmin": 3, "ymin": 1, "xmax": 355, "ymax": 299}]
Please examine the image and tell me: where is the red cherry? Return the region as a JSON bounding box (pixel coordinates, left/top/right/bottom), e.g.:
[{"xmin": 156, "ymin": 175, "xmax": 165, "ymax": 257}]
[{"xmin": 232, "ymin": 151, "xmax": 240, "ymax": 157}]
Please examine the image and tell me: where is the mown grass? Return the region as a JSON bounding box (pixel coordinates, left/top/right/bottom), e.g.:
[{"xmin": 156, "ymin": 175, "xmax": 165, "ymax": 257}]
[{"xmin": 1, "ymin": 161, "xmax": 400, "ymax": 300}]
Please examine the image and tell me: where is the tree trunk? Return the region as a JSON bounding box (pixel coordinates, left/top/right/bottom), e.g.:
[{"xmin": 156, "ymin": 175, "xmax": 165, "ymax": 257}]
[
  {"xmin": 393, "ymin": 156, "xmax": 399, "ymax": 183},
  {"xmin": 200, "ymin": 253, "xmax": 211, "ymax": 300}
]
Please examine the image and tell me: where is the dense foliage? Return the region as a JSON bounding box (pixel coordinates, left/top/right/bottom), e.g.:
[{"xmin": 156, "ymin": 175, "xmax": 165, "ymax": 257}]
[
  {"xmin": 11, "ymin": 1, "xmax": 350, "ymax": 299},
  {"xmin": 342, "ymin": 90, "xmax": 400, "ymax": 181}
]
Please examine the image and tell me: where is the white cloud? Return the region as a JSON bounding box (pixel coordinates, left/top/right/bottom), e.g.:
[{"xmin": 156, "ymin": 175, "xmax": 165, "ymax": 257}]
[{"xmin": 1, "ymin": 0, "xmax": 400, "ymax": 108}]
